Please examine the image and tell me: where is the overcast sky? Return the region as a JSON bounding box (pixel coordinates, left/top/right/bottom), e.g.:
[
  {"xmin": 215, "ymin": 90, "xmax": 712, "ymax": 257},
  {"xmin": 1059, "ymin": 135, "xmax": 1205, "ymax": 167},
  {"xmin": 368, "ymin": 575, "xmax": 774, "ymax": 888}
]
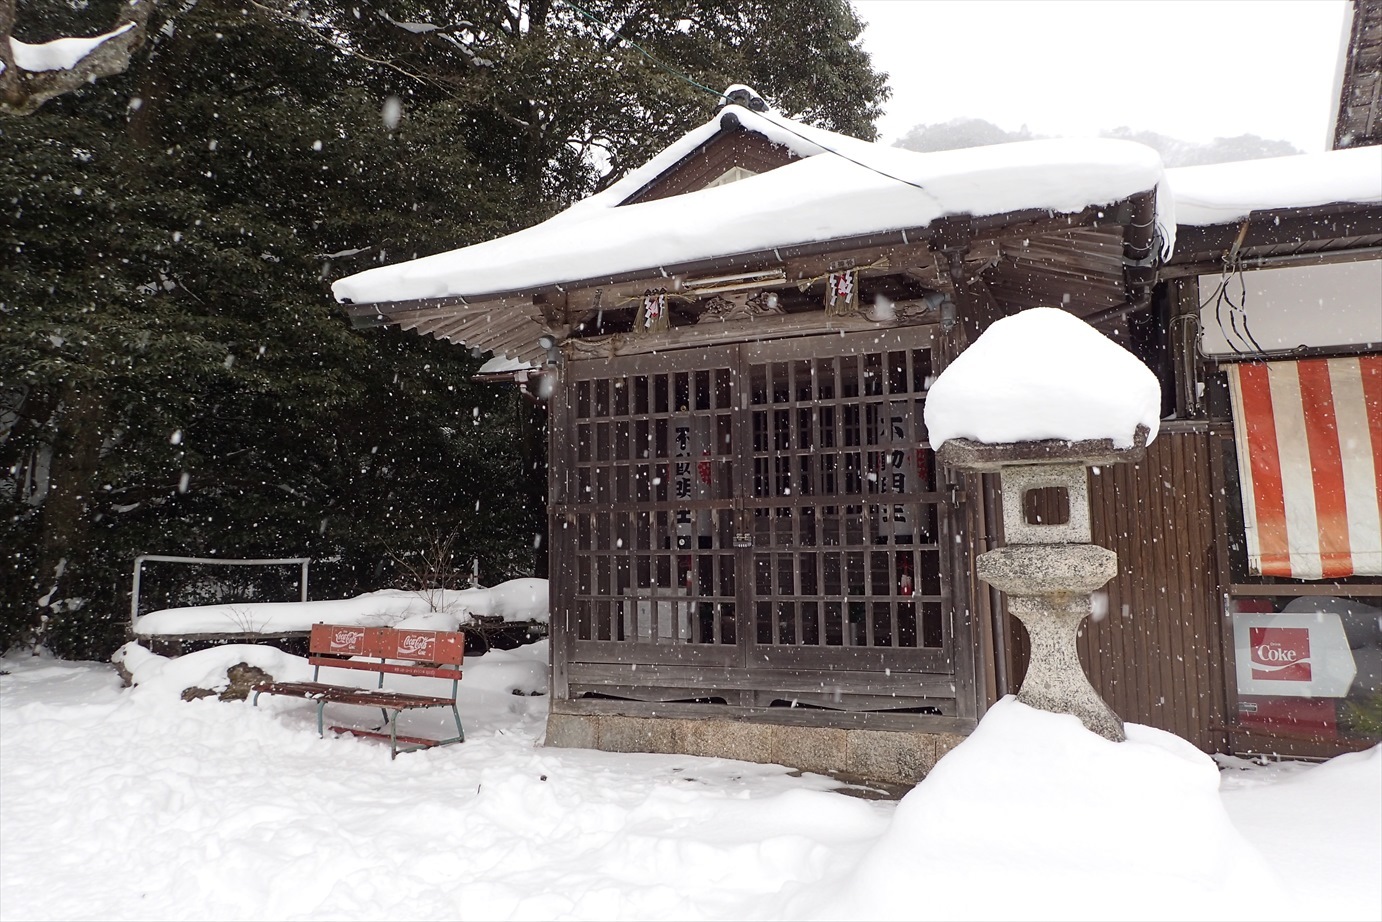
[{"xmin": 852, "ymin": 0, "xmax": 1352, "ymax": 153}]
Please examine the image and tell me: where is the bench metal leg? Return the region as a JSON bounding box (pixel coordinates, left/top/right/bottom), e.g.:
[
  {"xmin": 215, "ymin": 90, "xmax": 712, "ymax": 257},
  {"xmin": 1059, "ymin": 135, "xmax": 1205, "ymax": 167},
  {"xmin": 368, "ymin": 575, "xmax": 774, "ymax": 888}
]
[{"xmin": 259, "ymin": 693, "xmax": 465, "ymax": 759}]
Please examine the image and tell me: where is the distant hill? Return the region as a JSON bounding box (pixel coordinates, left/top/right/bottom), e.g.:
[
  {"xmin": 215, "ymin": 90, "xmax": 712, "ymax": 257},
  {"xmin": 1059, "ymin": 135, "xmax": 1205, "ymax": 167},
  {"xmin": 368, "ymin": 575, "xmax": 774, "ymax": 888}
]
[{"xmin": 894, "ymin": 117, "xmax": 1302, "ymax": 167}]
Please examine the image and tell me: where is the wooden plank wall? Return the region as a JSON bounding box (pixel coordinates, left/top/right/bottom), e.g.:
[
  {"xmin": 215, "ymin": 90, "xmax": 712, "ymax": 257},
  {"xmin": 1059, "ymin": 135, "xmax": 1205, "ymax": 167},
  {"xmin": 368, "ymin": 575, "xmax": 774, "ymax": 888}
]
[
  {"xmin": 1084, "ymin": 425, "xmax": 1227, "ymax": 751},
  {"xmin": 1004, "ymin": 425, "xmax": 1229, "ymax": 752}
]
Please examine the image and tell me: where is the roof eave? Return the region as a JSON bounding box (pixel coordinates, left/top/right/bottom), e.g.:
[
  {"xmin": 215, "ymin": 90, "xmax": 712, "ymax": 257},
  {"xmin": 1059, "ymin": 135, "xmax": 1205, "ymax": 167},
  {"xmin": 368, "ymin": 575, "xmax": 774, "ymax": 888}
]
[
  {"xmin": 342, "ymin": 197, "xmax": 1150, "ymax": 319},
  {"xmin": 1163, "ymin": 200, "xmax": 1382, "ymax": 275}
]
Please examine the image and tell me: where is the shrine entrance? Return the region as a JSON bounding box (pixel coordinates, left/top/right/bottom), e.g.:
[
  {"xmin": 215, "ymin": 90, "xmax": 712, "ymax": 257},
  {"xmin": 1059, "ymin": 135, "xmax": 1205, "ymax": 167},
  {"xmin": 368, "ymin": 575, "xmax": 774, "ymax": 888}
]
[{"xmin": 553, "ymin": 326, "xmax": 976, "ymax": 719}]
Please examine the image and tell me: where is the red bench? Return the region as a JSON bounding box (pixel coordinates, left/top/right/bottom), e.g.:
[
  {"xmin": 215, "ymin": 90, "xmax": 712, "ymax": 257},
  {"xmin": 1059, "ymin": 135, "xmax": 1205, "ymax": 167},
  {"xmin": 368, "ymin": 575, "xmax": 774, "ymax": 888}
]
[{"xmin": 252, "ymin": 624, "xmax": 466, "ymax": 759}]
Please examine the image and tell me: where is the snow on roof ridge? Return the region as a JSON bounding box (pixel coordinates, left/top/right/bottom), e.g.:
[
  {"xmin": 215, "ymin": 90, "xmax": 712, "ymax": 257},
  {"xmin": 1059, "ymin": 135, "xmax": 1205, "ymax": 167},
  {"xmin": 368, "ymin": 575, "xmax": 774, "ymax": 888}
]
[{"xmin": 553, "ymin": 103, "xmax": 861, "ymax": 222}]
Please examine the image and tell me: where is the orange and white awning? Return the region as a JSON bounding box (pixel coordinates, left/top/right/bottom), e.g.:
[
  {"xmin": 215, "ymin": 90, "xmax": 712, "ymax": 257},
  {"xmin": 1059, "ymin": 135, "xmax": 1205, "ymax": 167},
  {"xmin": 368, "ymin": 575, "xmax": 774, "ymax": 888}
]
[{"xmin": 1226, "ymin": 355, "xmax": 1382, "ymax": 579}]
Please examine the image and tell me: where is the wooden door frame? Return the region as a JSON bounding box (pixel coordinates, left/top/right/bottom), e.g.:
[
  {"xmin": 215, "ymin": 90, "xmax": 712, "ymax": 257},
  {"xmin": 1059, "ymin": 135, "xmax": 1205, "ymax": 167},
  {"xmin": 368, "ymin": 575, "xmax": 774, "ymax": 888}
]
[{"xmin": 550, "ymin": 323, "xmax": 982, "ymax": 721}]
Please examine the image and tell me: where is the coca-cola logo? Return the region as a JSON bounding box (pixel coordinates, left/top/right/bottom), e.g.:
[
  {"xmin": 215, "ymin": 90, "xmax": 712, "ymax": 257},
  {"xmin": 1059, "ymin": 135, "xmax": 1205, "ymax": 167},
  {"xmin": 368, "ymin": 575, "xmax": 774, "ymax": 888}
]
[
  {"xmin": 395, "ymin": 633, "xmax": 434, "ymax": 657},
  {"xmin": 1250, "ymin": 626, "xmax": 1312, "ymax": 681},
  {"xmin": 329, "ymin": 629, "xmax": 366, "ymax": 650}
]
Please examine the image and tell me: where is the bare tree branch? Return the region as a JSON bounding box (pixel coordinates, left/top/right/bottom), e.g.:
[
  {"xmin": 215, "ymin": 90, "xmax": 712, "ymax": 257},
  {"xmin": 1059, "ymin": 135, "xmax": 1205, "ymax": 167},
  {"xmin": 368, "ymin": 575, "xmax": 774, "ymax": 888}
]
[{"xmin": 1, "ymin": 0, "xmax": 160, "ymax": 116}]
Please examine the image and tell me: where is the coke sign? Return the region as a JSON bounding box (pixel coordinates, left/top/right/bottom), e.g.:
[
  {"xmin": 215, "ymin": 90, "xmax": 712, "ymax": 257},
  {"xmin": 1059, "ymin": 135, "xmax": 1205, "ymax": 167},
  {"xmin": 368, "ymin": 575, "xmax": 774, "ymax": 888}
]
[
  {"xmin": 1249, "ymin": 627, "xmax": 1311, "ymax": 681},
  {"xmin": 1233, "ymin": 611, "xmax": 1356, "ymax": 698},
  {"xmin": 393, "ymin": 632, "xmax": 435, "ymax": 659},
  {"xmin": 330, "ymin": 629, "xmax": 366, "ymax": 651}
]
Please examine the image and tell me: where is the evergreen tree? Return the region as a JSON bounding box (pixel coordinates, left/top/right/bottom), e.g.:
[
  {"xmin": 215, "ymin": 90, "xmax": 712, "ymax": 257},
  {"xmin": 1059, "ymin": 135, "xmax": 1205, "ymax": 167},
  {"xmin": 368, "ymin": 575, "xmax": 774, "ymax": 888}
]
[{"xmin": 1, "ymin": 0, "xmax": 888, "ymax": 658}]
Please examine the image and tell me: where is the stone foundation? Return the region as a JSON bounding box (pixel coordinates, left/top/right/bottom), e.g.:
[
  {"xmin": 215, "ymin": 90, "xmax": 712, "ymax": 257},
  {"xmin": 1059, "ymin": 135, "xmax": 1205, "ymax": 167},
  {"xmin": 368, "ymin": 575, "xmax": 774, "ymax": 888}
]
[{"xmin": 545, "ymin": 713, "xmax": 966, "ymax": 785}]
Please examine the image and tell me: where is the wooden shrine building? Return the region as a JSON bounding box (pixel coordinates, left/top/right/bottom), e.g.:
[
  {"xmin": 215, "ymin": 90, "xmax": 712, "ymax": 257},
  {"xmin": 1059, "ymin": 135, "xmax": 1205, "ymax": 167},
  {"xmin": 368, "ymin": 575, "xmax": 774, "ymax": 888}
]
[{"xmin": 337, "ymin": 62, "xmax": 1381, "ymax": 778}]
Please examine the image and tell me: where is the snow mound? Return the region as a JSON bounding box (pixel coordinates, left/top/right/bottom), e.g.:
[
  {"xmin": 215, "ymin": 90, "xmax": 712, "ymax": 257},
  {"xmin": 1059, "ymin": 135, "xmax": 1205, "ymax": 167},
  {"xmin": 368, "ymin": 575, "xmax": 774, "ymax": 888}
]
[
  {"xmin": 453, "ymin": 577, "xmax": 549, "ymax": 621},
  {"xmin": 113, "ymin": 642, "xmax": 311, "ymax": 700},
  {"xmin": 1220, "ymin": 744, "xmax": 1382, "ymax": 921},
  {"xmin": 2, "ymin": 652, "xmax": 1378, "ymax": 920},
  {"xmin": 134, "ymin": 578, "xmax": 550, "ymax": 636},
  {"xmin": 112, "ymin": 638, "xmax": 550, "ymax": 701},
  {"xmin": 805, "ymin": 697, "xmax": 1293, "ymax": 921},
  {"xmin": 462, "ymin": 640, "xmax": 549, "ymax": 696},
  {"xmin": 924, "ymin": 306, "xmax": 1162, "ymax": 450}
]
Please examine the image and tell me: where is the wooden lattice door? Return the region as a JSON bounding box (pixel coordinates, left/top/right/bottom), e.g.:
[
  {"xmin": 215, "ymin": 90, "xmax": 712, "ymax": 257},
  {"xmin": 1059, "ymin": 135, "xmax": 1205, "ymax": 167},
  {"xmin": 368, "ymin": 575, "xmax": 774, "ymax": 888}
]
[
  {"xmin": 562, "ymin": 344, "xmax": 742, "ymax": 671},
  {"xmin": 740, "ymin": 331, "xmax": 952, "ymax": 682},
  {"xmin": 558, "ymin": 326, "xmax": 957, "ymax": 710}
]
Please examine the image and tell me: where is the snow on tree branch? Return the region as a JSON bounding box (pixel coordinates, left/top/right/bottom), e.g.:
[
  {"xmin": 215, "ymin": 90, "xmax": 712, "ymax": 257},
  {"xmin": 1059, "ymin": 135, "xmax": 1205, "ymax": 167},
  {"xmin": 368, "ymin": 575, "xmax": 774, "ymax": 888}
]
[{"xmin": 1, "ymin": 0, "xmax": 159, "ymax": 116}]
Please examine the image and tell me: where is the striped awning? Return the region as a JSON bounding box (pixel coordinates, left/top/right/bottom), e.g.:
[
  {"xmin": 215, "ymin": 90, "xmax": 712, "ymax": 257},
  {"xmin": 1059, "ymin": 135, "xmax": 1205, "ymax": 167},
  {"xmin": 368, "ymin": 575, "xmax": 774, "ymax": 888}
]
[{"xmin": 1226, "ymin": 355, "xmax": 1382, "ymax": 579}]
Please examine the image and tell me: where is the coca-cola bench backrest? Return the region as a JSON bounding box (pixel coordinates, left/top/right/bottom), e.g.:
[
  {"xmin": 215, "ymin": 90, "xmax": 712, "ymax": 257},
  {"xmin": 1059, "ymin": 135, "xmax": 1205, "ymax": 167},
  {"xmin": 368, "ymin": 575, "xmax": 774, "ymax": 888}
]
[{"xmin": 309, "ymin": 624, "xmax": 465, "ymax": 665}]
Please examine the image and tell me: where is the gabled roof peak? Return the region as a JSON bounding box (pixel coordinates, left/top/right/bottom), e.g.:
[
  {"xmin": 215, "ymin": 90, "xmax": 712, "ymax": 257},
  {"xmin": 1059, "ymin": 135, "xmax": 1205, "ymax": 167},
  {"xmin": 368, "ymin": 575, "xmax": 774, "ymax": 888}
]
[{"xmin": 718, "ymin": 84, "xmax": 769, "ymax": 113}]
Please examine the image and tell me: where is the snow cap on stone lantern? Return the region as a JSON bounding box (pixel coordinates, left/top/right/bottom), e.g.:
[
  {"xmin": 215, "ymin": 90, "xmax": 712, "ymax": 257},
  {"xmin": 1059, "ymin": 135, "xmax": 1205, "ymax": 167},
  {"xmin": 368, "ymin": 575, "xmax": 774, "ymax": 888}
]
[
  {"xmin": 924, "ymin": 306, "xmax": 1161, "ymax": 452},
  {"xmin": 925, "ymin": 307, "xmax": 1163, "ymax": 742}
]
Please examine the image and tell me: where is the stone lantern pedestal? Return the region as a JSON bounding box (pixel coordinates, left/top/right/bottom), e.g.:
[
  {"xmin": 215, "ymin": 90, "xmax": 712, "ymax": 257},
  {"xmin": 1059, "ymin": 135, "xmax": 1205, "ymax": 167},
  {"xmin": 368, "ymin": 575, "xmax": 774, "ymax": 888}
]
[{"xmin": 938, "ymin": 428, "xmax": 1148, "ymax": 742}]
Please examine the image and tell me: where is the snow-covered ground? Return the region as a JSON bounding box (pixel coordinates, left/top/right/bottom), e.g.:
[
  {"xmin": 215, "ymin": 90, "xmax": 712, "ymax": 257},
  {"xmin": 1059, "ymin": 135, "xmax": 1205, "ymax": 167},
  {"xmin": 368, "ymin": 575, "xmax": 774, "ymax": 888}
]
[{"xmin": 1, "ymin": 644, "xmax": 1377, "ymax": 922}]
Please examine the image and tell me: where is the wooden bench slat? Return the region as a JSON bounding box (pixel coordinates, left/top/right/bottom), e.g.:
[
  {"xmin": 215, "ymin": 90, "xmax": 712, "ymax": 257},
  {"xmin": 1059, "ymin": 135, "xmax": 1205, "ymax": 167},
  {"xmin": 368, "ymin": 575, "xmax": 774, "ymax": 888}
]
[
  {"xmin": 251, "ymin": 681, "xmax": 344, "ymax": 700},
  {"xmin": 306, "ymin": 657, "xmax": 463, "ymax": 681},
  {"xmin": 329, "ymin": 726, "xmax": 461, "ymax": 749},
  {"xmin": 254, "ymin": 682, "xmax": 455, "ymax": 709},
  {"xmin": 322, "ymin": 690, "xmax": 456, "ymax": 709}
]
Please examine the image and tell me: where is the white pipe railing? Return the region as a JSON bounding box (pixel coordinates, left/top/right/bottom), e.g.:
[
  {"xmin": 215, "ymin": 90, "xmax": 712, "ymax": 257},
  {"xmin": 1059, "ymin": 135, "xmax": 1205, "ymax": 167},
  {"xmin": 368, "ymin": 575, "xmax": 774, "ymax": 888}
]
[{"xmin": 130, "ymin": 555, "xmax": 310, "ymax": 629}]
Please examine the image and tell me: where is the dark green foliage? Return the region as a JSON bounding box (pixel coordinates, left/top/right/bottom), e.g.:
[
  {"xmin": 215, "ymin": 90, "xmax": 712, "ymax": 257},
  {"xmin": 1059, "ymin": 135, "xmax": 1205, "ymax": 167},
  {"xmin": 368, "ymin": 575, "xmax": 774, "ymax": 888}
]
[
  {"xmin": 1, "ymin": 0, "xmax": 886, "ymax": 659},
  {"xmin": 1341, "ymin": 694, "xmax": 1382, "ymax": 739}
]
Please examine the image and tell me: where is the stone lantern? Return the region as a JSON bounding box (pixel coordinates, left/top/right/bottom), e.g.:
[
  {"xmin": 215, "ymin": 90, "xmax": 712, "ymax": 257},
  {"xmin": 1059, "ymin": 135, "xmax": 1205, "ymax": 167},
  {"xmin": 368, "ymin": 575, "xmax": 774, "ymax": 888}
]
[
  {"xmin": 923, "ymin": 307, "xmax": 1162, "ymax": 743},
  {"xmin": 937, "ymin": 430, "xmax": 1149, "ymax": 742},
  {"xmin": 923, "ymin": 309, "xmax": 1160, "ymax": 740}
]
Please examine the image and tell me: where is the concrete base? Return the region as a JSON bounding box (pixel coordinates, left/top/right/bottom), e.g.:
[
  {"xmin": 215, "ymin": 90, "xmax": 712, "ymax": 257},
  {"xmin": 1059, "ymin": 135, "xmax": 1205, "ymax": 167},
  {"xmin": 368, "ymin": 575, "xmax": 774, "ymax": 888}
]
[{"xmin": 544, "ymin": 713, "xmax": 966, "ymax": 785}]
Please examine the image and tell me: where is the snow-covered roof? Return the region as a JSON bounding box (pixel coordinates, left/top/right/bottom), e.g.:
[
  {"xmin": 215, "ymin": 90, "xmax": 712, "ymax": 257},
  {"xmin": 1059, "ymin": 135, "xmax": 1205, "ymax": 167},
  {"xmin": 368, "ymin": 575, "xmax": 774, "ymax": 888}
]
[
  {"xmin": 333, "ymin": 104, "xmax": 1170, "ymax": 306},
  {"xmin": 924, "ymin": 307, "xmax": 1162, "ymax": 450},
  {"xmin": 333, "ymin": 93, "xmax": 1378, "ymax": 340},
  {"xmin": 555, "ymin": 100, "xmax": 898, "ymax": 219},
  {"xmin": 1166, "ymin": 145, "xmax": 1382, "ymax": 226},
  {"xmin": 476, "ymin": 355, "xmax": 537, "ymax": 375}
]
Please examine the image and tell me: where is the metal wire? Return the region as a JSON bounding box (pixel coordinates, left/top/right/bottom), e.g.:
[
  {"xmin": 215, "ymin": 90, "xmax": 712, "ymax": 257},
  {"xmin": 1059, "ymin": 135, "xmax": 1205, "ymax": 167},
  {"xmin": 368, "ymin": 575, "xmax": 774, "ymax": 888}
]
[{"xmin": 1198, "ymin": 261, "xmax": 1267, "ymax": 358}]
